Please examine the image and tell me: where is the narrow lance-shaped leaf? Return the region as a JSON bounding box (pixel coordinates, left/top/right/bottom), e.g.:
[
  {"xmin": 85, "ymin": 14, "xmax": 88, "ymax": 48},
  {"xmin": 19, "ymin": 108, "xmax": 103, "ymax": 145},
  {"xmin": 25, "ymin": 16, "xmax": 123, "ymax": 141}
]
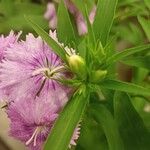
[
  {"xmin": 71, "ymin": 0, "xmax": 95, "ymax": 15},
  {"xmin": 91, "ymin": 104, "xmax": 124, "ymax": 150},
  {"xmin": 25, "ymin": 17, "xmax": 67, "ymax": 62},
  {"xmin": 93, "ymin": 0, "xmax": 118, "ymax": 46},
  {"xmin": 71, "ymin": 0, "xmax": 85, "ymax": 15},
  {"xmin": 138, "ymin": 16, "xmax": 150, "ymax": 41},
  {"xmin": 84, "ymin": 5, "xmax": 95, "ymax": 45},
  {"xmin": 100, "ymin": 79, "xmax": 150, "ymax": 96},
  {"xmin": 106, "ymin": 44, "xmax": 150, "ymax": 65},
  {"xmin": 57, "ymin": 0, "xmax": 76, "ymax": 45},
  {"xmin": 44, "ymin": 86, "xmax": 90, "ymax": 150},
  {"xmin": 114, "ymin": 92, "xmax": 150, "ymax": 150},
  {"xmin": 122, "ymin": 55, "xmax": 150, "ymax": 70}
]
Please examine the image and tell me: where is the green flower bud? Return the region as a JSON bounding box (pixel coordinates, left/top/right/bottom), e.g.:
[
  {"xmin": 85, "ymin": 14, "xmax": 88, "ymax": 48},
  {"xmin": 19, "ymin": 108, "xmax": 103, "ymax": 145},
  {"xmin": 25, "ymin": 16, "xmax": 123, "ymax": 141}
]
[
  {"xmin": 90, "ymin": 69, "xmax": 107, "ymax": 83},
  {"xmin": 67, "ymin": 55, "xmax": 87, "ymax": 79}
]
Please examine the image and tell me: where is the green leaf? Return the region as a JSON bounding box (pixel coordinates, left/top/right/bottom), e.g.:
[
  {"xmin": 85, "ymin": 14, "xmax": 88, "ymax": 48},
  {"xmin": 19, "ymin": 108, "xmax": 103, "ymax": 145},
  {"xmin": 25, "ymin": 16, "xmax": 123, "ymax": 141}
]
[
  {"xmin": 25, "ymin": 17, "xmax": 67, "ymax": 62},
  {"xmin": 77, "ymin": 112, "xmax": 109, "ymax": 150},
  {"xmin": 100, "ymin": 79, "xmax": 150, "ymax": 96},
  {"xmin": 116, "ymin": 23, "xmax": 144, "ymax": 45},
  {"xmin": 106, "ymin": 44, "xmax": 150, "ymax": 65},
  {"xmin": 93, "ymin": 0, "xmax": 118, "ymax": 46},
  {"xmin": 57, "ymin": 0, "xmax": 76, "ymax": 45},
  {"xmin": 114, "ymin": 92, "xmax": 150, "ymax": 150},
  {"xmin": 104, "ymin": 35, "xmax": 117, "ymax": 57},
  {"xmin": 44, "ymin": 86, "xmax": 90, "ymax": 150},
  {"xmin": 144, "ymin": 0, "xmax": 150, "ymax": 9},
  {"xmin": 71, "ymin": 0, "xmax": 94, "ymax": 15},
  {"xmin": 84, "ymin": 5, "xmax": 95, "ymax": 45},
  {"xmin": 138, "ymin": 16, "xmax": 150, "ymax": 41},
  {"xmin": 91, "ymin": 104, "xmax": 124, "ymax": 150},
  {"xmin": 78, "ymin": 38, "xmax": 87, "ymax": 59},
  {"xmin": 70, "ymin": 0, "xmax": 84, "ymax": 15},
  {"xmin": 122, "ymin": 55, "xmax": 150, "ymax": 70},
  {"xmin": 132, "ymin": 68, "xmax": 149, "ymax": 83}
]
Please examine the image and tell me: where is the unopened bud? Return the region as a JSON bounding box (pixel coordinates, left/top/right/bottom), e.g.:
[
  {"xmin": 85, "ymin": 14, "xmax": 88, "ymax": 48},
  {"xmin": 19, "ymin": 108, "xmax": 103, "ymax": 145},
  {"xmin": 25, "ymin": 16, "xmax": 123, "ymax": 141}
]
[
  {"xmin": 67, "ymin": 55, "xmax": 87, "ymax": 79},
  {"xmin": 90, "ymin": 69, "xmax": 107, "ymax": 83}
]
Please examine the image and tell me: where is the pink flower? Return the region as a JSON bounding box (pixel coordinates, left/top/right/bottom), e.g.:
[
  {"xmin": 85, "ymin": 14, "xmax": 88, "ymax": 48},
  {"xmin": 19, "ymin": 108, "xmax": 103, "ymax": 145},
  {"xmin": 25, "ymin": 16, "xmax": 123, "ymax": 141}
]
[
  {"xmin": 66, "ymin": 0, "xmax": 96, "ymax": 35},
  {"xmin": 0, "ymin": 32, "xmax": 69, "ymax": 105},
  {"xmin": 7, "ymin": 96, "xmax": 58, "ymax": 150},
  {"xmin": 44, "ymin": 1, "xmax": 96, "ymax": 35},
  {"xmin": 0, "ymin": 31, "xmax": 21, "ymax": 61},
  {"xmin": 0, "ymin": 31, "xmax": 80, "ymax": 149}
]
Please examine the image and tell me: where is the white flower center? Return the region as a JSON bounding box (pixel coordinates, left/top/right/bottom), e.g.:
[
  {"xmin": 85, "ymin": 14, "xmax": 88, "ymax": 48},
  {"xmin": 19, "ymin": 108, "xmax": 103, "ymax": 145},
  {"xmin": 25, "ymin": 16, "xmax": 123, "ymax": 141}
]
[{"xmin": 32, "ymin": 66, "xmax": 65, "ymax": 79}]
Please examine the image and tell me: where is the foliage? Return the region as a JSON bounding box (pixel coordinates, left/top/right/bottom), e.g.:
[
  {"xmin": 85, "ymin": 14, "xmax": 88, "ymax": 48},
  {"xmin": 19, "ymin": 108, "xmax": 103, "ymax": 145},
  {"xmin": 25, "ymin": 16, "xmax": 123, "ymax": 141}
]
[{"xmin": 0, "ymin": 0, "xmax": 150, "ymax": 150}]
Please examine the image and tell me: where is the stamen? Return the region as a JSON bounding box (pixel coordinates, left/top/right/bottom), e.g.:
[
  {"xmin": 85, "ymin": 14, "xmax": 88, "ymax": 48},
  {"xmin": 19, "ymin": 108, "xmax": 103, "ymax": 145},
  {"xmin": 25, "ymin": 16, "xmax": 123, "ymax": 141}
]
[
  {"xmin": 49, "ymin": 66, "xmax": 65, "ymax": 75},
  {"xmin": 33, "ymin": 130, "xmax": 39, "ymax": 146},
  {"xmin": 26, "ymin": 127, "xmax": 42, "ymax": 146},
  {"xmin": 26, "ymin": 127, "xmax": 39, "ymax": 146},
  {"xmin": 32, "ymin": 66, "xmax": 65, "ymax": 79},
  {"xmin": 32, "ymin": 68, "xmax": 49, "ymax": 76}
]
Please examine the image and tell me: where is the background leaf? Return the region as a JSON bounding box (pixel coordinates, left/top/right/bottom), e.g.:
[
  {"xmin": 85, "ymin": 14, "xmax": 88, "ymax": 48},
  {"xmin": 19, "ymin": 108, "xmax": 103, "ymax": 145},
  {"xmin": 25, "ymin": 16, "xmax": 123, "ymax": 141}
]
[
  {"xmin": 76, "ymin": 111, "xmax": 109, "ymax": 150},
  {"xmin": 57, "ymin": 0, "xmax": 76, "ymax": 45},
  {"xmin": 100, "ymin": 79, "xmax": 150, "ymax": 96},
  {"xmin": 106, "ymin": 44, "xmax": 150, "ymax": 65},
  {"xmin": 144, "ymin": 0, "xmax": 150, "ymax": 10},
  {"xmin": 122, "ymin": 55, "xmax": 150, "ymax": 70},
  {"xmin": 138, "ymin": 16, "xmax": 150, "ymax": 41},
  {"xmin": 71, "ymin": 0, "xmax": 94, "ymax": 15},
  {"xmin": 93, "ymin": 0, "xmax": 118, "ymax": 46},
  {"xmin": 114, "ymin": 92, "xmax": 150, "ymax": 150},
  {"xmin": 91, "ymin": 104, "xmax": 124, "ymax": 150},
  {"xmin": 0, "ymin": 1, "xmax": 46, "ymax": 33}
]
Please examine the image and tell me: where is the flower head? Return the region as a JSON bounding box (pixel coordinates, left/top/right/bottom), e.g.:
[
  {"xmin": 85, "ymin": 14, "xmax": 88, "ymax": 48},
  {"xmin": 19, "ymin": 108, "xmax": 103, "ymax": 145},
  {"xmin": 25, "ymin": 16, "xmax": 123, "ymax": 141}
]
[
  {"xmin": 0, "ymin": 32, "xmax": 69, "ymax": 104},
  {"xmin": 7, "ymin": 96, "xmax": 58, "ymax": 150},
  {"xmin": 0, "ymin": 31, "xmax": 80, "ymax": 149}
]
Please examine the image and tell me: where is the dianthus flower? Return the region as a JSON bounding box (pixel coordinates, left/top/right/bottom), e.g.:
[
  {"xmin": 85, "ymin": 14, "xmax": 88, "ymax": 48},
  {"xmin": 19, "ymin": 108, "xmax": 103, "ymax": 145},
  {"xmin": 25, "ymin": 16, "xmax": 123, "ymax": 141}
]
[
  {"xmin": 0, "ymin": 32, "xmax": 69, "ymax": 105},
  {"xmin": 7, "ymin": 96, "xmax": 58, "ymax": 150}
]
